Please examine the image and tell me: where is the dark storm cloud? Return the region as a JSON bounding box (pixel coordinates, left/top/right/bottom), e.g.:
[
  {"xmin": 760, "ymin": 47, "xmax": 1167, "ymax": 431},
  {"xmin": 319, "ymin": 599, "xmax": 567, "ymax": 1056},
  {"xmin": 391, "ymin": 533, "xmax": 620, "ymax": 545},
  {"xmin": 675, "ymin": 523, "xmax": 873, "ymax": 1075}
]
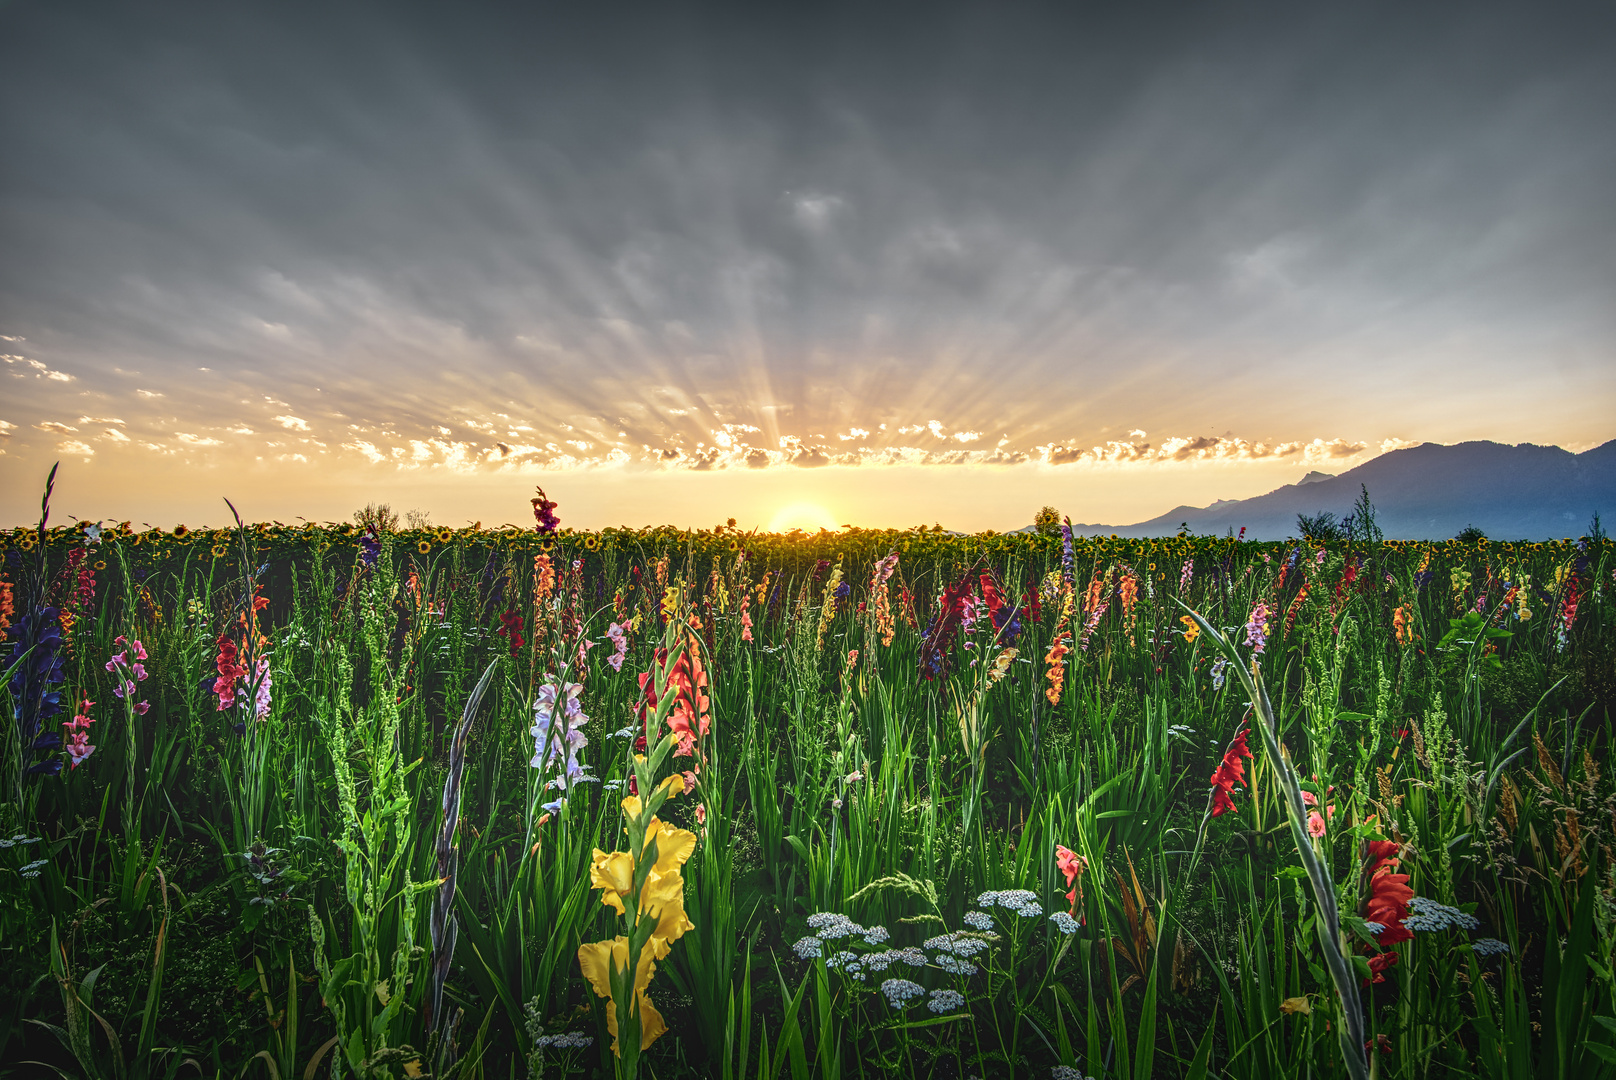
[{"xmin": 1, "ymin": 1, "xmax": 1613, "ymax": 473}]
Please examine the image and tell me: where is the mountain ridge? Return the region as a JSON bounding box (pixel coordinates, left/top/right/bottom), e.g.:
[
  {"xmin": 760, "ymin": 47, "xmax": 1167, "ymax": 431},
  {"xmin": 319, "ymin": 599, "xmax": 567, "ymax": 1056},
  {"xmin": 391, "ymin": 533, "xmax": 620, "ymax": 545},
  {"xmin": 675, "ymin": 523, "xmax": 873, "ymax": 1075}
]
[{"xmin": 1061, "ymin": 440, "xmax": 1616, "ymax": 540}]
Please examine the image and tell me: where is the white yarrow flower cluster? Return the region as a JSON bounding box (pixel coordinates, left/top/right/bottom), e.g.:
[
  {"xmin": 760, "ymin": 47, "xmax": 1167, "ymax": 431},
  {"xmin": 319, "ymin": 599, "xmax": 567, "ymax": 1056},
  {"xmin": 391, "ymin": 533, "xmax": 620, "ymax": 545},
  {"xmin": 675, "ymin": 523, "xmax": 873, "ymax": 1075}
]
[
  {"xmin": 862, "ymin": 947, "xmax": 928, "ymax": 972},
  {"xmin": 1049, "ymin": 911, "xmax": 1081, "ymax": 935},
  {"xmin": 880, "ymin": 978, "xmax": 926, "ymax": 1009},
  {"xmin": 825, "ymin": 950, "xmax": 866, "ymax": 980},
  {"xmin": 1402, "ymin": 896, "xmax": 1481, "ymax": 933},
  {"xmin": 807, "ymin": 912, "xmax": 866, "ymax": 939},
  {"xmin": 935, "ymin": 954, "xmax": 978, "ymax": 976},
  {"xmin": 963, "ymin": 910, "xmax": 994, "ymax": 930},
  {"xmin": 1051, "ymin": 1067, "xmax": 1094, "ymax": 1080},
  {"xmin": 978, "ymin": 889, "xmax": 1041, "ymax": 916},
  {"xmin": 924, "ymin": 931, "xmax": 994, "ymax": 957},
  {"xmin": 532, "ymin": 1032, "xmax": 594, "ymax": 1050},
  {"xmin": 1471, "ymin": 937, "xmax": 1510, "ymax": 957},
  {"xmin": 927, "ymin": 988, "xmax": 965, "ymax": 1013},
  {"xmin": 793, "ymin": 936, "xmax": 823, "ymax": 959}
]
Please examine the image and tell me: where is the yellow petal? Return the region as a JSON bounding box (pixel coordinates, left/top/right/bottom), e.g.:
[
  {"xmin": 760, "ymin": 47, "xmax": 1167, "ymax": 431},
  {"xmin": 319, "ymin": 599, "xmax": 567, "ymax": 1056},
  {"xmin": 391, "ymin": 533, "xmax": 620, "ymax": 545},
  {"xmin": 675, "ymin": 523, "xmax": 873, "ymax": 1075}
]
[
  {"xmin": 579, "ymin": 936, "xmax": 667, "ymax": 1056},
  {"xmin": 636, "ymin": 990, "xmax": 667, "ymax": 1049},
  {"xmin": 645, "ymin": 819, "xmax": 698, "ymax": 873},
  {"xmin": 639, "ymin": 867, "xmax": 695, "ymax": 948},
  {"xmin": 577, "ymin": 937, "xmax": 624, "ymax": 1000},
  {"xmin": 1280, "ymin": 996, "xmax": 1312, "ymax": 1015},
  {"xmin": 589, "ymin": 850, "xmax": 635, "ymax": 915}
]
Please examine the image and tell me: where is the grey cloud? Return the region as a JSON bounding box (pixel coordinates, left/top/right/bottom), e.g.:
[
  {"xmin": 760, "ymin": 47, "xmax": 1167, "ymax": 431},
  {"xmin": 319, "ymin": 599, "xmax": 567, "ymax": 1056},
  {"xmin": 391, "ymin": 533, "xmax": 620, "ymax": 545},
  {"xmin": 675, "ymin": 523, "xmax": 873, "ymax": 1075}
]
[{"xmin": 0, "ymin": 2, "xmax": 1612, "ymax": 471}]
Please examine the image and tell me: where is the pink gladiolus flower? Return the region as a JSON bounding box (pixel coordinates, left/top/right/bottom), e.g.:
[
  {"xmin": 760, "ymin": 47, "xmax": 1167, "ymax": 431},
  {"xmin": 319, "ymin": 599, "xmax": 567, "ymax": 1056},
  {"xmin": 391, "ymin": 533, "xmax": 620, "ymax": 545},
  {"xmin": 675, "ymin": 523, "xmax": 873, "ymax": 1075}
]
[
  {"xmin": 66, "ymin": 730, "xmax": 95, "ymax": 768},
  {"xmin": 1307, "ymin": 811, "xmax": 1327, "ymax": 838},
  {"xmin": 605, "ymin": 622, "xmax": 629, "ymax": 671}
]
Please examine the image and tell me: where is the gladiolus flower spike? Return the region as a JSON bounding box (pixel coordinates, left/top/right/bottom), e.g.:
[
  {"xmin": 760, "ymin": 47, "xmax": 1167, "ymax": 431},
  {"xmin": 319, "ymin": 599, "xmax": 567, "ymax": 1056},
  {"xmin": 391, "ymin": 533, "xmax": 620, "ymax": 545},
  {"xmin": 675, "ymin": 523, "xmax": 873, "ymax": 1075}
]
[
  {"xmin": 577, "ymin": 597, "xmax": 706, "ymax": 1066},
  {"xmin": 1177, "ymin": 601, "xmax": 1370, "ymax": 1080}
]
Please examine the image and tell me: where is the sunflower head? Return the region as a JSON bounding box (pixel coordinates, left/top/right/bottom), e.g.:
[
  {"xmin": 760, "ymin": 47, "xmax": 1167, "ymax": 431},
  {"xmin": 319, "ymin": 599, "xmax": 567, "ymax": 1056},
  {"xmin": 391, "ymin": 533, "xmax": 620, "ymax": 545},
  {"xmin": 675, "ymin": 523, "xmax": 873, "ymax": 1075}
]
[
  {"xmin": 173, "ymin": 525, "xmax": 190, "ymax": 538},
  {"xmin": 211, "ymin": 544, "xmax": 228, "ymax": 558},
  {"xmin": 417, "ymin": 540, "xmax": 432, "ymax": 554},
  {"xmin": 584, "ymin": 534, "xmax": 600, "ymax": 551}
]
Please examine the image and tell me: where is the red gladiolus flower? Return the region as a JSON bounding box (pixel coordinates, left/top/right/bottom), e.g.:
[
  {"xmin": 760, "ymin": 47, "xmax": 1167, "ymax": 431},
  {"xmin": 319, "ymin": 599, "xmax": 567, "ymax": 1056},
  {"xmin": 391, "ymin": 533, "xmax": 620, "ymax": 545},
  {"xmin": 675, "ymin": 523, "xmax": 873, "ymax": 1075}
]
[
  {"xmin": 1363, "ymin": 840, "xmax": 1414, "ymax": 945},
  {"xmin": 495, "ymin": 609, "xmax": 525, "ymax": 656},
  {"xmin": 636, "ymin": 634, "xmax": 712, "ymax": 757},
  {"xmin": 1363, "ymin": 949, "xmax": 1399, "ymax": 986},
  {"xmin": 213, "ymin": 635, "xmax": 248, "ymax": 710},
  {"xmin": 1209, "ymin": 725, "xmax": 1253, "ymax": 817},
  {"xmin": 1055, "ymin": 843, "xmax": 1088, "ymax": 913}
]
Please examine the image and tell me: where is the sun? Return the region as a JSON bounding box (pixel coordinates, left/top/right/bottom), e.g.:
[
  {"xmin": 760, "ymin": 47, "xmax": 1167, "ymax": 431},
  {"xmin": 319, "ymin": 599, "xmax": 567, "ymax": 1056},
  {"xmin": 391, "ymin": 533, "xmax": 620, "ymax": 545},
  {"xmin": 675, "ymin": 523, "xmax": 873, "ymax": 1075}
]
[{"xmin": 767, "ymin": 501, "xmax": 840, "ymax": 533}]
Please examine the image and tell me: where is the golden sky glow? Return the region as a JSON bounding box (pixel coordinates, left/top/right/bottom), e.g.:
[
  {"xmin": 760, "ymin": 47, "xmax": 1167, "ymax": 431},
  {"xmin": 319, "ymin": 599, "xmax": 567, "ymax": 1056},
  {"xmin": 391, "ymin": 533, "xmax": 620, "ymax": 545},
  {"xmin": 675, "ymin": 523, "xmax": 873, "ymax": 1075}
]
[{"xmin": 1, "ymin": 6, "xmax": 1612, "ymax": 528}]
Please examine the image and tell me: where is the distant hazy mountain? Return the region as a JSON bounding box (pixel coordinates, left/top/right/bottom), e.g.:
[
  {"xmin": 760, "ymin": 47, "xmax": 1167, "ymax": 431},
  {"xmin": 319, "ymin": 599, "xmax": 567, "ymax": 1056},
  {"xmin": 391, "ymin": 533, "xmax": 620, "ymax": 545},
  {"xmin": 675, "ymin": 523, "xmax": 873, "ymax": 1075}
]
[{"xmin": 1067, "ymin": 440, "xmax": 1616, "ymax": 540}]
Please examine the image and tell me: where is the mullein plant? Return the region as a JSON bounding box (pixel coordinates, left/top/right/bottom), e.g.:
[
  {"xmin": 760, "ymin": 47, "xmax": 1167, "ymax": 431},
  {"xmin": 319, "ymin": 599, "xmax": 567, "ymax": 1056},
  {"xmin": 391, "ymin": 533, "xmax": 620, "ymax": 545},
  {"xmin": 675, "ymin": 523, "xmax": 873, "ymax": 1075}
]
[
  {"xmin": 1180, "ymin": 602, "xmax": 1371, "ymax": 1080},
  {"xmin": 577, "ymin": 610, "xmax": 704, "ymax": 1074}
]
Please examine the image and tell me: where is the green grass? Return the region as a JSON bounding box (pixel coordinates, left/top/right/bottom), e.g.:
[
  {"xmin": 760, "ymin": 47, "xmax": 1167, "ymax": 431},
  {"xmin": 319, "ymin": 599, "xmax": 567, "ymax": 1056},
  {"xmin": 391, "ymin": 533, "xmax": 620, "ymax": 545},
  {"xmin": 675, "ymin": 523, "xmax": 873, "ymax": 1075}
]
[{"xmin": 2, "ymin": 513, "xmax": 1613, "ymax": 1079}]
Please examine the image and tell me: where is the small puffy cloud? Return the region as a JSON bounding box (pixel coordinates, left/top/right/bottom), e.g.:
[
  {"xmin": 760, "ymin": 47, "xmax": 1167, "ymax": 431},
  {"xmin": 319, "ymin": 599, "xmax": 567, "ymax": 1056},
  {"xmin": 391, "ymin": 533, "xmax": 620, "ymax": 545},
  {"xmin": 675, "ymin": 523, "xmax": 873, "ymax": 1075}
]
[
  {"xmin": 952, "ymin": 430, "xmax": 981, "ymax": 443},
  {"xmin": 135, "ymin": 389, "xmax": 163, "ymax": 398},
  {"xmin": 58, "ymin": 439, "xmax": 95, "ymax": 456},
  {"xmin": 1300, "ymin": 438, "xmax": 1368, "ymax": 462},
  {"xmin": 35, "ymin": 421, "xmax": 78, "ymax": 435},
  {"xmin": 345, "ymin": 440, "xmax": 385, "ymax": 463},
  {"xmin": 1036, "ymin": 433, "xmax": 1372, "ymax": 467},
  {"xmin": 3, "ymin": 354, "xmax": 74, "ymax": 381},
  {"xmin": 79, "ymin": 416, "xmax": 127, "ymax": 425},
  {"xmin": 789, "ymin": 191, "xmax": 846, "ymax": 232},
  {"xmin": 176, "ymin": 432, "xmax": 223, "ymax": 446},
  {"xmin": 0, "ymin": 419, "xmax": 14, "ymax": 436},
  {"xmin": 100, "ymin": 428, "xmax": 130, "ymax": 442},
  {"xmin": 1129, "ymin": 429, "xmax": 1147, "ymax": 438},
  {"xmin": 273, "ymin": 415, "xmax": 311, "ymax": 431},
  {"xmin": 1379, "ymin": 437, "xmax": 1422, "ymax": 453}
]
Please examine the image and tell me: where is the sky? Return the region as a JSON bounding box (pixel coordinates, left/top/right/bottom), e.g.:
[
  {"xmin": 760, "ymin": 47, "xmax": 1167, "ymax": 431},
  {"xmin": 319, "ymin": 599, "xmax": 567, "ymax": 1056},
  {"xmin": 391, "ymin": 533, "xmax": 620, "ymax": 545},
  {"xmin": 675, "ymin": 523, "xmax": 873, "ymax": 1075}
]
[{"xmin": 2, "ymin": 2, "xmax": 1613, "ymax": 532}]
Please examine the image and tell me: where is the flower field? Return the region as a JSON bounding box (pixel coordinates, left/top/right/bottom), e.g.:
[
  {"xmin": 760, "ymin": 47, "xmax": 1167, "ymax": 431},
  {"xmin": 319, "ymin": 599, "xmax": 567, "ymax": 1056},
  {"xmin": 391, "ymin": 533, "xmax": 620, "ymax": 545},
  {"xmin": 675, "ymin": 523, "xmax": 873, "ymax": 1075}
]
[{"xmin": 3, "ymin": 483, "xmax": 1615, "ymax": 1079}]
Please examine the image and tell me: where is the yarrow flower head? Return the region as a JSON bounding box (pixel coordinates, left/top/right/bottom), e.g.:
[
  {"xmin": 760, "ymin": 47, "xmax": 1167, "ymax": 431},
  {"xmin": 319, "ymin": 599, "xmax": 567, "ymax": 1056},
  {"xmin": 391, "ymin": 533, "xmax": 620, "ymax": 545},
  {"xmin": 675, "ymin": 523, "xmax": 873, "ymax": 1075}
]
[
  {"xmin": 963, "ymin": 910, "xmax": 994, "ymax": 930},
  {"xmin": 1401, "ymin": 896, "xmax": 1481, "ymax": 933},
  {"xmin": 806, "ymin": 912, "xmax": 865, "ymax": 939},
  {"xmin": 1471, "ymin": 938, "xmax": 1510, "ymax": 957},
  {"xmin": 924, "ymin": 931, "xmax": 993, "ymax": 958},
  {"xmin": 879, "ymin": 978, "xmax": 926, "ymax": 1010},
  {"xmin": 1049, "ymin": 911, "xmax": 1081, "ymax": 935},
  {"xmin": 927, "ymin": 989, "xmax": 965, "ymax": 1014}
]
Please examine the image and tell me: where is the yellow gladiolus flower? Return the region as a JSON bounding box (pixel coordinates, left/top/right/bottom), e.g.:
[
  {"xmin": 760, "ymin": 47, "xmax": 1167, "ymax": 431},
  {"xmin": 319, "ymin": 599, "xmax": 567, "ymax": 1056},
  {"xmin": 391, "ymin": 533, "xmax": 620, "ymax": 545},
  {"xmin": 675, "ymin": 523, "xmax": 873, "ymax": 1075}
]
[
  {"xmin": 590, "ymin": 850, "xmax": 636, "ymax": 914},
  {"xmin": 577, "ymin": 937, "xmax": 667, "ymax": 1054}
]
